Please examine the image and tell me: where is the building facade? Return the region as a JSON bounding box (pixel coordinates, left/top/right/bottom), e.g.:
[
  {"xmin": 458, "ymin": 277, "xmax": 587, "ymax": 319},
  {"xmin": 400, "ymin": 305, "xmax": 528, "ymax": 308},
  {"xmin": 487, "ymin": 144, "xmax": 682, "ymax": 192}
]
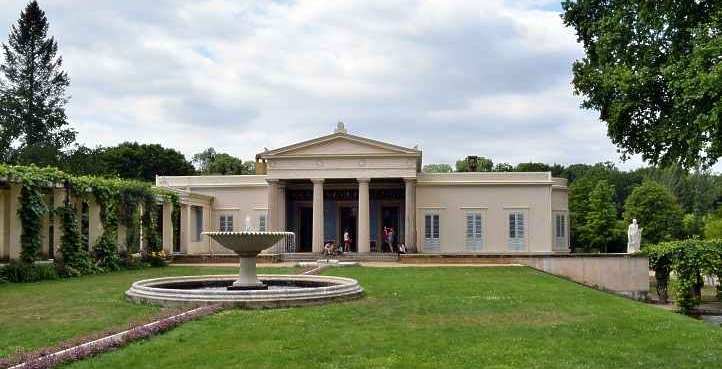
[{"xmin": 157, "ymin": 124, "xmax": 570, "ymax": 255}]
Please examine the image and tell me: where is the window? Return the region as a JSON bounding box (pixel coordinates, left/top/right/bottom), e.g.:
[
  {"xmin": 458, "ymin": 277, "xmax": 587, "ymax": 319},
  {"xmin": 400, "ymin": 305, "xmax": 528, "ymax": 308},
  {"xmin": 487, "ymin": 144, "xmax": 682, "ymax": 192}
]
[
  {"xmin": 193, "ymin": 206, "xmax": 203, "ymax": 242},
  {"xmin": 465, "ymin": 212, "xmax": 483, "ymax": 251},
  {"xmin": 555, "ymin": 213, "xmax": 567, "ymax": 249},
  {"xmin": 258, "ymin": 214, "xmax": 267, "ymax": 231},
  {"xmin": 424, "ymin": 212, "xmax": 440, "ymax": 251},
  {"xmin": 508, "ymin": 211, "xmax": 525, "ymax": 250},
  {"xmin": 219, "ymin": 215, "xmax": 234, "ymax": 232}
]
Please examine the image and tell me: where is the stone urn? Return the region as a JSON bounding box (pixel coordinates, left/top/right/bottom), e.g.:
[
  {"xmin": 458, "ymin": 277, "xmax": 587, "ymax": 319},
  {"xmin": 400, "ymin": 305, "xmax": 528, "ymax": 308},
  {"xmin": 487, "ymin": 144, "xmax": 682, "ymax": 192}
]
[{"xmin": 202, "ymin": 231, "xmax": 293, "ymax": 290}]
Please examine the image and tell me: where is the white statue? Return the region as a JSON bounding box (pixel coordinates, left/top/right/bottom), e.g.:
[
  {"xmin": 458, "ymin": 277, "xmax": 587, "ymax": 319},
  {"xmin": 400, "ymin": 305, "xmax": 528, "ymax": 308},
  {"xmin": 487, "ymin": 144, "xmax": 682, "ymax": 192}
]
[{"xmin": 627, "ymin": 219, "xmax": 642, "ymax": 253}]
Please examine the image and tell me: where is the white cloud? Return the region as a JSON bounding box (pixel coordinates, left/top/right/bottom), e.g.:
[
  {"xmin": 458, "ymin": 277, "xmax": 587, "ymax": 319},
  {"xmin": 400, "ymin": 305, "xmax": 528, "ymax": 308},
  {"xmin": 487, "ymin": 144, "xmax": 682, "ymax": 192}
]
[{"xmin": 1, "ymin": 0, "xmax": 712, "ymax": 171}]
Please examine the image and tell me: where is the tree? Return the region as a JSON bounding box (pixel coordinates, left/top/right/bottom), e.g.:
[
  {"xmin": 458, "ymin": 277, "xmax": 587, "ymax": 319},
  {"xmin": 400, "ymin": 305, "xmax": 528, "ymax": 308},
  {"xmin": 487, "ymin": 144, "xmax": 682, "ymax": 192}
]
[
  {"xmin": 515, "ymin": 162, "xmax": 551, "ymax": 173},
  {"xmin": 455, "ymin": 156, "xmax": 493, "ymax": 172},
  {"xmin": 562, "ymin": 1, "xmax": 722, "ymax": 169},
  {"xmin": 0, "ymin": 1, "xmax": 75, "ymax": 165},
  {"xmin": 207, "ymin": 153, "xmax": 254, "ymax": 175},
  {"xmin": 193, "ymin": 147, "xmax": 254, "ymax": 175},
  {"xmin": 192, "ymin": 147, "xmax": 217, "ymax": 173},
  {"xmin": 62, "ymin": 144, "xmax": 108, "ymax": 176},
  {"xmin": 492, "ymin": 162, "xmax": 514, "ymax": 172},
  {"xmin": 704, "ymin": 213, "xmax": 722, "ymax": 240},
  {"xmin": 423, "ymin": 163, "xmax": 453, "ymax": 173},
  {"xmin": 623, "ymin": 181, "xmax": 684, "ymax": 245},
  {"xmin": 579, "ymin": 181, "xmax": 619, "ymax": 252},
  {"xmin": 102, "ymin": 142, "xmax": 195, "ymax": 181}
]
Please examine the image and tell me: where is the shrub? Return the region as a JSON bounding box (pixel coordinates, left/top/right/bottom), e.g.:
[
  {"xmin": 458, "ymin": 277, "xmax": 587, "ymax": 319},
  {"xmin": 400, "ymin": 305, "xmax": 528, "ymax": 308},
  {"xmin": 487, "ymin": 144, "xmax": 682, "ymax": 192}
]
[
  {"xmin": 93, "ymin": 231, "xmax": 121, "ymax": 272},
  {"xmin": 0, "ymin": 261, "xmax": 59, "ymax": 283}
]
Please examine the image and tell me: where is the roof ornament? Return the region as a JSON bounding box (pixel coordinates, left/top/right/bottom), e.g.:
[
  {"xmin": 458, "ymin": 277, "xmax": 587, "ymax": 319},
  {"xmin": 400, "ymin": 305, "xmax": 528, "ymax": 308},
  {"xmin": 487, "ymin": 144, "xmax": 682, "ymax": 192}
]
[{"xmin": 334, "ymin": 121, "xmax": 347, "ymax": 134}]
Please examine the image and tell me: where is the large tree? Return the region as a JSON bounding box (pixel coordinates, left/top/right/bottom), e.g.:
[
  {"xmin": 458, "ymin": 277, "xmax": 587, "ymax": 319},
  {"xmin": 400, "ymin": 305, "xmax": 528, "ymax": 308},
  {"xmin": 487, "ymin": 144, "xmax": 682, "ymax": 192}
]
[
  {"xmin": 102, "ymin": 142, "xmax": 195, "ymax": 182},
  {"xmin": 579, "ymin": 180, "xmax": 619, "ymax": 252},
  {"xmin": 623, "ymin": 181, "xmax": 684, "ymax": 245},
  {"xmin": 0, "ymin": 1, "xmax": 75, "ymax": 165},
  {"xmin": 193, "ymin": 147, "xmax": 254, "ymax": 175},
  {"xmin": 562, "ymin": 1, "xmax": 722, "ymax": 169}
]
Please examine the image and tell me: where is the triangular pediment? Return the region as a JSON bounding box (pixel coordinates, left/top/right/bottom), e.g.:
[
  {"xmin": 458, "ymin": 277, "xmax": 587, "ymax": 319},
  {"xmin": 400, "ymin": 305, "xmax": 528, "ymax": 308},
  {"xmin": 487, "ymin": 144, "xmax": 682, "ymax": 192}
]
[{"xmin": 259, "ymin": 132, "xmax": 420, "ymax": 158}]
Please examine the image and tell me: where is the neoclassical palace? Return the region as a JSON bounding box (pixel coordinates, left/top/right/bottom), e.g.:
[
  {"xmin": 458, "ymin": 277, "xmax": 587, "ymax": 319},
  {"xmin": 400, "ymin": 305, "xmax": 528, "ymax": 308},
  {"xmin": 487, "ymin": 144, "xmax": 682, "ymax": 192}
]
[{"xmin": 158, "ymin": 123, "xmax": 570, "ymax": 255}]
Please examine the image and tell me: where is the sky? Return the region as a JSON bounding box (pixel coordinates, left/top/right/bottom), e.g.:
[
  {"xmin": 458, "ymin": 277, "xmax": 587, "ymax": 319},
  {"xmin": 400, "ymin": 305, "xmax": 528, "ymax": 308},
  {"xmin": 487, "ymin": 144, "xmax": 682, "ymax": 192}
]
[{"xmin": 0, "ymin": 0, "xmax": 698, "ymax": 170}]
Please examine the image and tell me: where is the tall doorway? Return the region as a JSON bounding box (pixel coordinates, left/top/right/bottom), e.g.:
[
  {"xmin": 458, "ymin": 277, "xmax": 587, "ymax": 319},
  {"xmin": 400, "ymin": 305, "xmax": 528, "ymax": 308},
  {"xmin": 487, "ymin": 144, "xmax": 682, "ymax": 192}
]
[
  {"xmin": 338, "ymin": 206, "xmax": 358, "ymax": 252},
  {"xmin": 380, "ymin": 206, "xmax": 400, "ymax": 252},
  {"xmin": 298, "ymin": 206, "xmax": 313, "ymax": 252}
]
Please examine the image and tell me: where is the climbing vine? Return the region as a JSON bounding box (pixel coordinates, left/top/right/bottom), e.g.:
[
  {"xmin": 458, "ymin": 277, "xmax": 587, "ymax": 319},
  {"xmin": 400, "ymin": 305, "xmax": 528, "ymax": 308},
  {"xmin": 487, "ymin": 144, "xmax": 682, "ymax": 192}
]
[
  {"xmin": 57, "ymin": 202, "xmax": 94, "ymax": 277},
  {"xmin": 18, "ymin": 184, "xmax": 47, "ymax": 263},
  {"xmin": 0, "ymin": 164, "xmax": 179, "ymax": 281},
  {"xmin": 645, "ymin": 239, "xmax": 722, "ymax": 313}
]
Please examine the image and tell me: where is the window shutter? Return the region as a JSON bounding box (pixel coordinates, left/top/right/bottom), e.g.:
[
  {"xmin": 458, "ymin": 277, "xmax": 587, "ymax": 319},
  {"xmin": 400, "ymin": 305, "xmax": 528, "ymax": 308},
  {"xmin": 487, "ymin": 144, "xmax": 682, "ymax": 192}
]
[{"xmin": 466, "ymin": 214, "xmax": 474, "ymax": 239}]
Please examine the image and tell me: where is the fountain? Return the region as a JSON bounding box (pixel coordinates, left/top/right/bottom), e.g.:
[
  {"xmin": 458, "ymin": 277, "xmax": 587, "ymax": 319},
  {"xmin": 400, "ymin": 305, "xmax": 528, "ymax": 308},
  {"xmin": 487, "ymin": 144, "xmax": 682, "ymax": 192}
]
[
  {"xmin": 203, "ymin": 231, "xmax": 290, "ymax": 290},
  {"xmin": 125, "ymin": 230, "xmax": 363, "ymax": 308}
]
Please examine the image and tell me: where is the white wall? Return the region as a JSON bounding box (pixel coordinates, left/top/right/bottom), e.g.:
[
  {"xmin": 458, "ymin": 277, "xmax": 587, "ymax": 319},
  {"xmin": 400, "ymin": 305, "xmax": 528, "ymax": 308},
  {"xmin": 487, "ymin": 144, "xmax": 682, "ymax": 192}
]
[{"xmin": 415, "ymin": 183, "xmax": 555, "ymax": 253}]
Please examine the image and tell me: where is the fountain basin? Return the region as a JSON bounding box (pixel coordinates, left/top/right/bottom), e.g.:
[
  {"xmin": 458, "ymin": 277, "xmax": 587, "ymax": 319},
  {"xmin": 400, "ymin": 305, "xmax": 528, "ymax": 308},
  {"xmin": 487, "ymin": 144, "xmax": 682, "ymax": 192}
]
[{"xmin": 125, "ymin": 274, "xmax": 364, "ymax": 308}]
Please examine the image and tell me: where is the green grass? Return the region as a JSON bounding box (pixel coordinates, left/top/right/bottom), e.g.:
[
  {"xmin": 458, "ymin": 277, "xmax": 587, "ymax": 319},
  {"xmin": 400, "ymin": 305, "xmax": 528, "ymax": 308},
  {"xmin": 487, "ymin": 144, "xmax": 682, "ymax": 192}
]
[
  {"xmin": 0, "ymin": 265, "xmax": 295, "ymax": 358},
  {"xmin": 51, "ymin": 266, "xmax": 722, "ymax": 369}
]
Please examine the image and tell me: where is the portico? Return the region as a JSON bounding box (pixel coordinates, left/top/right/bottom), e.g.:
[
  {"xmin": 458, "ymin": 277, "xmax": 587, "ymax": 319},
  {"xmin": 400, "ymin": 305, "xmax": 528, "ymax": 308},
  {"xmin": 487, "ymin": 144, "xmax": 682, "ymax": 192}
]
[{"xmin": 257, "ymin": 123, "xmax": 421, "ymax": 253}]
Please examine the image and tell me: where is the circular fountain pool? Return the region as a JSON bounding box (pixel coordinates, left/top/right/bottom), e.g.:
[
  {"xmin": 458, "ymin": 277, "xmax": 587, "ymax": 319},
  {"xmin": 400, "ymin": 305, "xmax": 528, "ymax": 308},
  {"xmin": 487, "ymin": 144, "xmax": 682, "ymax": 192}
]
[{"xmin": 126, "ymin": 274, "xmax": 364, "ymax": 308}]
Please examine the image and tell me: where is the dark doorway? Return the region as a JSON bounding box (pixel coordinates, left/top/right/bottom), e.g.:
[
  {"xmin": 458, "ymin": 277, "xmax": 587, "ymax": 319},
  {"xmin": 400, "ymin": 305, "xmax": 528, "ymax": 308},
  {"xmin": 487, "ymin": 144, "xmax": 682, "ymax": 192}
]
[
  {"xmin": 298, "ymin": 206, "xmax": 313, "ymax": 252},
  {"xmin": 338, "ymin": 206, "xmax": 357, "ymax": 252},
  {"xmin": 381, "ymin": 206, "xmax": 400, "ymax": 252}
]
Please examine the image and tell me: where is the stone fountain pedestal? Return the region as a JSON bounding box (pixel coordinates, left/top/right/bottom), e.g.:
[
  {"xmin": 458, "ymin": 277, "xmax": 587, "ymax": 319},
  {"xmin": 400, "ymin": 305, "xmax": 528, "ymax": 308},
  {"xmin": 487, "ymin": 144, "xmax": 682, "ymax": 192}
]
[
  {"xmin": 229, "ymin": 256, "xmax": 267, "ymax": 290},
  {"xmin": 202, "ymin": 231, "xmax": 293, "ymax": 290}
]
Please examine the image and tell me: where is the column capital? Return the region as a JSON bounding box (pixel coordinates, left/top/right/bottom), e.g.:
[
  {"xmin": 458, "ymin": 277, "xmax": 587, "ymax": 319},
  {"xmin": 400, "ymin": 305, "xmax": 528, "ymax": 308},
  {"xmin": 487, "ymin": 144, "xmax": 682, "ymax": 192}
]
[
  {"xmin": 403, "ymin": 177, "xmax": 417, "ymax": 183},
  {"xmin": 357, "ymin": 177, "xmax": 371, "ymax": 183},
  {"xmin": 266, "ymin": 178, "xmax": 280, "ymax": 184},
  {"xmin": 310, "ymin": 178, "xmax": 325, "ymax": 184}
]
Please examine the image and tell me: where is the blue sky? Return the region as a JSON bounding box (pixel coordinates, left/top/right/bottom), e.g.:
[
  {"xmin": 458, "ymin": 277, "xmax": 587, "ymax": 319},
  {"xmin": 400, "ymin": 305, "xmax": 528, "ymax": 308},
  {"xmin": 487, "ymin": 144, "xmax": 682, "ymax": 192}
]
[{"xmin": 0, "ymin": 0, "xmax": 699, "ymax": 170}]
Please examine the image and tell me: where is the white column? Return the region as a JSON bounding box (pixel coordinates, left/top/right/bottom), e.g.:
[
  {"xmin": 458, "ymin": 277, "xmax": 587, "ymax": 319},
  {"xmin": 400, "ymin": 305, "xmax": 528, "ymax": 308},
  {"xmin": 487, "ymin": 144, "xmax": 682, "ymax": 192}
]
[
  {"xmin": 278, "ymin": 182, "xmax": 286, "ymax": 231},
  {"xmin": 404, "ymin": 178, "xmax": 417, "ymax": 253},
  {"xmin": 266, "ymin": 179, "xmax": 278, "ymax": 231},
  {"xmin": 0, "ymin": 190, "xmax": 6, "ymax": 259},
  {"xmin": 162, "ymin": 201, "xmax": 174, "ymax": 254},
  {"xmin": 184, "ymin": 204, "xmax": 193, "ymax": 254},
  {"xmin": 117, "ymin": 224, "xmax": 127, "ymax": 253},
  {"xmin": 357, "ymin": 178, "xmax": 370, "ymax": 254},
  {"xmin": 40, "ymin": 206, "xmax": 50, "ymax": 258},
  {"xmin": 52, "ymin": 188, "xmax": 65, "ymax": 258},
  {"xmin": 139, "ymin": 204, "xmax": 146, "ymax": 253},
  {"xmin": 88, "ymin": 197, "xmax": 103, "ymax": 250},
  {"xmin": 7, "ymin": 184, "xmax": 22, "ymax": 261},
  {"xmin": 311, "ymin": 178, "xmax": 324, "ymax": 253}
]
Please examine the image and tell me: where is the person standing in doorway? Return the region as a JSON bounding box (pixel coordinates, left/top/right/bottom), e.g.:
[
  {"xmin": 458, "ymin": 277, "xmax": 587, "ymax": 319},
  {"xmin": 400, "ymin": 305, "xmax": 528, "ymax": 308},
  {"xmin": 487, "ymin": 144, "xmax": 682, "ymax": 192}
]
[
  {"xmin": 343, "ymin": 229, "xmax": 352, "ymax": 253},
  {"xmin": 388, "ymin": 227, "xmax": 395, "ymax": 253}
]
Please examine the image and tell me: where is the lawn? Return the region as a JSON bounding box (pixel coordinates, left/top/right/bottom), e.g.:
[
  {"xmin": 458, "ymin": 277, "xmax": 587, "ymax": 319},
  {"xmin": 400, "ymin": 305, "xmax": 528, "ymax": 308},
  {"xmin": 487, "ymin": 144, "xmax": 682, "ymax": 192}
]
[
  {"xmin": 0, "ymin": 265, "xmax": 296, "ymax": 358},
  {"xmin": 42, "ymin": 266, "xmax": 722, "ymax": 369}
]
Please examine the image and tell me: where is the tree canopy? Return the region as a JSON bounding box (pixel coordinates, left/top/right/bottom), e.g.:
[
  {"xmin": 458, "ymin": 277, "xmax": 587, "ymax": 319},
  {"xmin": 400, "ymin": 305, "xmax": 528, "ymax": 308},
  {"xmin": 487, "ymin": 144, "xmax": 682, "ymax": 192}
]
[
  {"xmin": 623, "ymin": 181, "xmax": 684, "ymax": 245},
  {"xmin": 192, "ymin": 147, "xmax": 255, "ymax": 175},
  {"xmin": 101, "ymin": 142, "xmax": 195, "ymax": 182},
  {"xmin": 562, "ymin": 0, "xmax": 722, "ymax": 169}
]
